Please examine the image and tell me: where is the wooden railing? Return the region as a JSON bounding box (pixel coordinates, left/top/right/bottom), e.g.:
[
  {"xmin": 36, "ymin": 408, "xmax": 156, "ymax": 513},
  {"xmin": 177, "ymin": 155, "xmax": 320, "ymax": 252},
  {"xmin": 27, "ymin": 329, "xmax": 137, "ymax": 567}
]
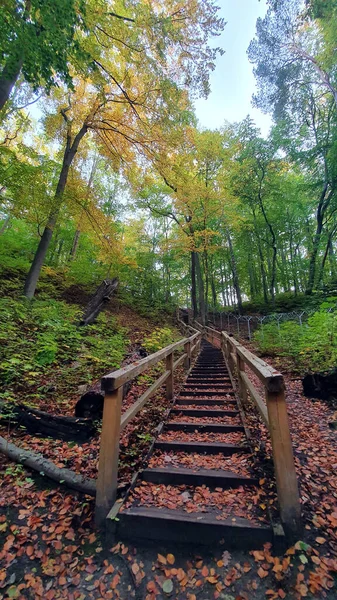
[
  {"xmin": 204, "ymin": 325, "xmax": 301, "ymax": 537},
  {"xmin": 95, "ymin": 328, "xmax": 202, "ymax": 525}
]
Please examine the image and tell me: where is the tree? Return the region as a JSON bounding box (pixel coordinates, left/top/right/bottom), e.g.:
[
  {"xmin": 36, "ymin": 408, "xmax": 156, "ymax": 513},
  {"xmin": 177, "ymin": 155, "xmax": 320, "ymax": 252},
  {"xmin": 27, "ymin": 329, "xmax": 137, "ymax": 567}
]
[{"xmin": 0, "ymin": 0, "xmax": 87, "ymax": 113}]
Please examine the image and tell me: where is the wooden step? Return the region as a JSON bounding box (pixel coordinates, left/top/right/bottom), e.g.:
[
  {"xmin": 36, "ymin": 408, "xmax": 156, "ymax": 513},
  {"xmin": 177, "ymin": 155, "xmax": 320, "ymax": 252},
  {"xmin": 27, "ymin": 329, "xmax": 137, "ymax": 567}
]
[
  {"xmin": 141, "ymin": 466, "xmax": 258, "ymax": 487},
  {"xmin": 164, "ymin": 422, "xmax": 243, "ymax": 433},
  {"xmin": 177, "ymin": 398, "xmax": 235, "ymax": 405},
  {"xmin": 181, "ymin": 390, "xmax": 234, "ymax": 397},
  {"xmin": 154, "ymin": 440, "xmax": 248, "ymax": 454},
  {"xmin": 170, "ymin": 408, "xmax": 239, "ymax": 417},
  {"xmin": 185, "ymin": 383, "xmax": 232, "ymax": 387},
  {"xmin": 115, "ymin": 506, "xmax": 273, "ymax": 548}
]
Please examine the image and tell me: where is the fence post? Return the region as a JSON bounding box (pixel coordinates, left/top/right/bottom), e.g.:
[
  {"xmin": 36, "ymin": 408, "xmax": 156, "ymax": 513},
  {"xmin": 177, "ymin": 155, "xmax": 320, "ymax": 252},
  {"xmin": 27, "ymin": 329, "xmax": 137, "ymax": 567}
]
[
  {"xmin": 184, "ymin": 340, "xmax": 191, "ymax": 369},
  {"xmin": 95, "ymin": 386, "xmax": 123, "ymax": 527},
  {"xmin": 236, "ymin": 351, "xmax": 248, "ymax": 405},
  {"xmin": 166, "ymin": 352, "xmax": 174, "ymax": 400},
  {"xmin": 265, "ymin": 381, "xmax": 301, "ymax": 537}
]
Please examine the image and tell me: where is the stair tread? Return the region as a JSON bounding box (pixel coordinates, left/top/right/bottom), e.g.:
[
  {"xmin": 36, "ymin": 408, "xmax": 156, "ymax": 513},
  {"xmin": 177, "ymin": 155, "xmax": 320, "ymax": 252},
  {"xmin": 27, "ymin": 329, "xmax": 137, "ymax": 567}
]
[
  {"xmin": 119, "ymin": 505, "xmax": 271, "ymax": 530},
  {"xmin": 143, "ymin": 465, "xmax": 256, "ymax": 480}
]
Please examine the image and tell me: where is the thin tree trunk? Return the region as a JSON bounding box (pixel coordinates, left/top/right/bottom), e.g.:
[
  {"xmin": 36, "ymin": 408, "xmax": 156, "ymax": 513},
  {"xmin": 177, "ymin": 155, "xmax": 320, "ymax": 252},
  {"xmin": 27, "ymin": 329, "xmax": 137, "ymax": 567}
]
[
  {"xmin": 0, "ymin": 216, "xmax": 10, "ymax": 235},
  {"xmin": 219, "ymin": 262, "xmax": 227, "ymax": 307},
  {"xmin": 24, "ymin": 123, "xmax": 88, "ymax": 298},
  {"xmin": 195, "ymin": 252, "xmax": 206, "ymax": 325},
  {"xmin": 226, "ymin": 227, "xmax": 243, "ymax": 313},
  {"xmin": 191, "ymin": 251, "xmax": 198, "ymax": 318},
  {"xmin": 0, "ymin": 56, "xmax": 23, "ymax": 112}
]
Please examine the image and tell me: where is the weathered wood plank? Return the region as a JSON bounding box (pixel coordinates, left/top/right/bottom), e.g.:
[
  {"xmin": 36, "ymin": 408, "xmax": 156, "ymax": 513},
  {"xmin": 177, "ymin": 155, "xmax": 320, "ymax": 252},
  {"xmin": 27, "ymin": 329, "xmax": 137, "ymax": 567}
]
[
  {"xmin": 120, "ymin": 370, "xmax": 170, "ymax": 431},
  {"xmin": 102, "ymin": 333, "xmax": 200, "ymax": 392},
  {"xmin": 95, "ymin": 387, "xmax": 123, "ymax": 526},
  {"xmin": 241, "ymin": 371, "xmax": 269, "ymax": 428}
]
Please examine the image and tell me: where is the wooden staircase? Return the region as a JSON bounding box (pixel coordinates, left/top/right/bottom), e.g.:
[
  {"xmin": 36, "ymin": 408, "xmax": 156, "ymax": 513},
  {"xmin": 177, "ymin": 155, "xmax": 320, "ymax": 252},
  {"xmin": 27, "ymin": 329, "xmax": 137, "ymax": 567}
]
[{"xmin": 109, "ymin": 341, "xmax": 277, "ymax": 548}]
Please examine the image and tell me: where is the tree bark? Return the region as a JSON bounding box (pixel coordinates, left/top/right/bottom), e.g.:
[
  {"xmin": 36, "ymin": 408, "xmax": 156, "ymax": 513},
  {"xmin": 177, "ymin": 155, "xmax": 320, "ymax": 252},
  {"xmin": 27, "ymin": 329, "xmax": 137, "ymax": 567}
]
[
  {"xmin": 0, "ymin": 55, "xmax": 23, "ymax": 112},
  {"xmin": 226, "ymin": 227, "xmax": 243, "ymax": 313},
  {"xmin": 24, "ymin": 122, "xmax": 88, "ymax": 298},
  {"xmin": 195, "ymin": 252, "xmax": 206, "ymax": 324},
  {"xmin": 0, "ymin": 435, "xmax": 96, "ymax": 495},
  {"xmin": 80, "ymin": 278, "xmax": 118, "ymax": 325},
  {"xmin": 191, "ymin": 251, "xmax": 198, "ymax": 318}
]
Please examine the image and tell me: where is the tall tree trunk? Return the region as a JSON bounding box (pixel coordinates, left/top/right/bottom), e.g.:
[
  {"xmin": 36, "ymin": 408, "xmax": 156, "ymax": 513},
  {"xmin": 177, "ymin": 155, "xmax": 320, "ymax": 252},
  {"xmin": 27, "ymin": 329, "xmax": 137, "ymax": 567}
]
[
  {"xmin": 0, "ymin": 55, "xmax": 23, "ymax": 112},
  {"xmin": 195, "ymin": 252, "xmax": 206, "ymax": 325},
  {"xmin": 0, "ymin": 215, "xmax": 10, "ymax": 235},
  {"xmin": 226, "ymin": 227, "xmax": 243, "ymax": 314},
  {"xmin": 24, "ymin": 123, "xmax": 88, "ymax": 298},
  {"xmin": 306, "ymin": 184, "xmax": 333, "ymax": 295},
  {"xmin": 328, "ymin": 238, "xmax": 336, "ymax": 279},
  {"xmin": 69, "ymin": 154, "xmax": 98, "ymax": 260},
  {"xmin": 191, "ymin": 251, "xmax": 198, "ymax": 318},
  {"xmin": 219, "ymin": 262, "xmax": 227, "ymax": 307}
]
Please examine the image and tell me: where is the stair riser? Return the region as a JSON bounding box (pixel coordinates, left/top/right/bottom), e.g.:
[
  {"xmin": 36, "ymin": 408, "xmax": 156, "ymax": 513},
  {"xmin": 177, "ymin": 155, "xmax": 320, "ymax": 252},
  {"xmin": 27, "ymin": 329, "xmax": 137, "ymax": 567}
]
[
  {"xmin": 164, "ymin": 423, "xmax": 243, "ymax": 432},
  {"xmin": 170, "ymin": 409, "xmax": 239, "ymax": 417},
  {"xmin": 154, "ymin": 441, "xmax": 248, "ymax": 454},
  {"xmin": 115, "ymin": 514, "xmax": 273, "ymax": 548},
  {"xmin": 141, "ymin": 469, "xmax": 258, "ymax": 488}
]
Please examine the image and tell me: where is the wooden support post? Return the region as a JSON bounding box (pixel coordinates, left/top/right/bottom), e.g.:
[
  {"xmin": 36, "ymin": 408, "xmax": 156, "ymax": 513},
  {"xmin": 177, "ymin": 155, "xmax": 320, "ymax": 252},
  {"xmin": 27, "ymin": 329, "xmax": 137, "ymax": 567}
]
[
  {"xmin": 266, "ymin": 384, "xmax": 301, "ymax": 537},
  {"xmin": 95, "ymin": 387, "xmax": 123, "ymax": 527},
  {"xmin": 236, "ymin": 351, "xmax": 248, "ymax": 405},
  {"xmin": 227, "ymin": 341, "xmax": 235, "ymax": 375},
  {"xmin": 166, "ymin": 352, "xmax": 174, "ymax": 400},
  {"xmin": 184, "ymin": 341, "xmax": 191, "ymax": 369}
]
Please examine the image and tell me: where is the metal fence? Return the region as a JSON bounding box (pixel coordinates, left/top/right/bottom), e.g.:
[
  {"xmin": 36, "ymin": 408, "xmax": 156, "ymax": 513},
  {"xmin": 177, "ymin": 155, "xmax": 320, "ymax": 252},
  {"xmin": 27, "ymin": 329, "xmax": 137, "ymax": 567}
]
[{"xmin": 207, "ymin": 309, "xmax": 335, "ymax": 341}]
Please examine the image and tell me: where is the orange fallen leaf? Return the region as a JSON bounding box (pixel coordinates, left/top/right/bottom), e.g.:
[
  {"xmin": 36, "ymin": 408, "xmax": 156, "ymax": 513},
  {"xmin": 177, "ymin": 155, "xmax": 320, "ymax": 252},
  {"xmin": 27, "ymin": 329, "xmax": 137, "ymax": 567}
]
[
  {"xmin": 315, "ymin": 537, "xmax": 326, "ymax": 545},
  {"xmin": 158, "ymin": 554, "xmax": 167, "ymax": 565},
  {"xmin": 201, "ymin": 566, "xmax": 209, "ymax": 577},
  {"xmin": 258, "ymin": 567, "xmax": 268, "ymax": 579},
  {"xmin": 167, "ymin": 554, "xmax": 175, "ymax": 565}
]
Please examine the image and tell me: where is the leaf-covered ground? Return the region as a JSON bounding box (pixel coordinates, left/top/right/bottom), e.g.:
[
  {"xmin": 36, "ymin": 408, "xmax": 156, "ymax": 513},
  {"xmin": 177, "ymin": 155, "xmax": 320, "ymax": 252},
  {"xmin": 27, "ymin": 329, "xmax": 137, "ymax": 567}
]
[{"xmin": 1, "ymin": 343, "xmax": 337, "ymax": 598}]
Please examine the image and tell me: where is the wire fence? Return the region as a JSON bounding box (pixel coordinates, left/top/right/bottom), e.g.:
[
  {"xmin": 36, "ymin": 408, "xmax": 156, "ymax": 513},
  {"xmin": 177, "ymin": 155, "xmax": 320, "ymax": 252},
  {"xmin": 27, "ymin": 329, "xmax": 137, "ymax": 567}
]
[{"xmin": 206, "ymin": 308, "xmax": 336, "ymax": 341}]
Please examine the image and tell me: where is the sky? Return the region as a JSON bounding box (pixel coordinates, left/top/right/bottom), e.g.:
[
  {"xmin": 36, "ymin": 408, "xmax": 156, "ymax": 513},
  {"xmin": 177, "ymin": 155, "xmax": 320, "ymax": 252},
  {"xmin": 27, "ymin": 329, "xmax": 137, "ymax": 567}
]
[{"xmin": 194, "ymin": 0, "xmax": 272, "ymax": 136}]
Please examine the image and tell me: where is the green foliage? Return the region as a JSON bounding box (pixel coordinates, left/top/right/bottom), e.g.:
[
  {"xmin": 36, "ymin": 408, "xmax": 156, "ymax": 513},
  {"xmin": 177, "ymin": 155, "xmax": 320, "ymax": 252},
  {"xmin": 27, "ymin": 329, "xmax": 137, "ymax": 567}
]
[
  {"xmin": 142, "ymin": 327, "xmax": 179, "ymax": 354},
  {"xmin": 0, "ymin": 296, "xmax": 127, "ymax": 407},
  {"xmin": 254, "ymin": 304, "xmax": 337, "ymax": 373},
  {"xmin": 0, "ymin": 0, "xmax": 87, "ymax": 97}
]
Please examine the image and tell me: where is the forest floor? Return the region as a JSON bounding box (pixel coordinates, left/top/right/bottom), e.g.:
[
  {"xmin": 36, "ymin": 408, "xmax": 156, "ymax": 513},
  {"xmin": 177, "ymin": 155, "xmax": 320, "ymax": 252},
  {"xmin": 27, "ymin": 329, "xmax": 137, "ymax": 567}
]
[{"xmin": 0, "ymin": 306, "xmax": 337, "ymax": 599}]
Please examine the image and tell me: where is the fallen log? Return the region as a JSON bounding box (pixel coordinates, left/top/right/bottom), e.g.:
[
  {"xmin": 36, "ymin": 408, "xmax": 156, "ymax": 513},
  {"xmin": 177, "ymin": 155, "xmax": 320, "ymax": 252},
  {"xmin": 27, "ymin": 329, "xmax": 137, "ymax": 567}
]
[
  {"xmin": 0, "ymin": 435, "xmax": 96, "ymax": 496},
  {"xmin": 79, "ymin": 278, "xmax": 118, "ymax": 326},
  {"xmin": 0, "ymin": 403, "xmax": 96, "ymax": 441}
]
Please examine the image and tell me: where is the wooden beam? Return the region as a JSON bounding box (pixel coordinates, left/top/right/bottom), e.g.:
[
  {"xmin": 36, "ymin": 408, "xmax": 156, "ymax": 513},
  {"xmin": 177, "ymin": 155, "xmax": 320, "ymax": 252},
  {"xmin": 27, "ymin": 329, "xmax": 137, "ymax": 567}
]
[
  {"xmin": 120, "ymin": 370, "xmax": 170, "ymax": 431},
  {"xmin": 241, "ymin": 372, "xmax": 269, "ymax": 428},
  {"xmin": 173, "ymin": 353, "xmax": 187, "ymax": 370},
  {"xmin": 95, "ymin": 387, "xmax": 123, "ymax": 527},
  {"xmin": 166, "ymin": 352, "xmax": 174, "ymax": 400},
  {"xmin": 266, "ymin": 387, "xmax": 301, "ymax": 537}
]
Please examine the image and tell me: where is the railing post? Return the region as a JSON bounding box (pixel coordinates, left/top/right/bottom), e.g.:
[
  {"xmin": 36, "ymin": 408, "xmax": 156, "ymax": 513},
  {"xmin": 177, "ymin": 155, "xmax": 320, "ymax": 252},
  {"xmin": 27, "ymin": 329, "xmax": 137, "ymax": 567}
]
[
  {"xmin": 227, "ymin": 340, "xmax": 235, "ymax": 375},
  {"xmin": 265, "ymin": 380, "xmax": 301, "ymax": 537},
  {"xmin": 95, "ymin": 386, "xmax": 123, "ymax": 527},
  {"xmin": 184, "ymin": 340, "xmax": 191, "ymax": 369},
  {"xmin": 236, "ymin": 350, "xmax": 248, "ymax": 405},
  {"xmin": 166, "ymin": 351, "xmax": 174, "ymax": 400}
]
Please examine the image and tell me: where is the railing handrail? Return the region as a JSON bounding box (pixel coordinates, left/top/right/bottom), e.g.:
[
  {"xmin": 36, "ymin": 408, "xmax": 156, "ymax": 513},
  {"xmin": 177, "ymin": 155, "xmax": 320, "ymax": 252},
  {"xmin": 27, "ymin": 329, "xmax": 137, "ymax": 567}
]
[
  {"xmin": 95, "ymin": 326, "xmax": 202, "ymax": 526},
  {"xmin": 102, "ymin": 331, "xmax": 199, "ymax": 392},
  {"xmin": 204, "ymin": 324, "xmax": 301, "ymax": 538}
]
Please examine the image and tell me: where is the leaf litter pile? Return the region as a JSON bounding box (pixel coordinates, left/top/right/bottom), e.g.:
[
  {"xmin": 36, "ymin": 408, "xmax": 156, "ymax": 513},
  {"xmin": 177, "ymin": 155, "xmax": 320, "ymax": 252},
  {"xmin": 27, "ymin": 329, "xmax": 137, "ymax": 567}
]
[
  {"xmin": 148, "ymin": 450, "xmax": 253, "ymax": 475},
  {"xmin": 169, "ymin": 413, "xmax": 241, "ymax": 425},
  {"xmin": 1, "ymin": 353, "xmax": 337, "ymax": 598},
  {"xmin": 158, "ymin": 430, "xmax": 246, "ymax": 444},
  {"xmin": 123, "ymin": 482, "xmax": 268, "ymax": 523}
]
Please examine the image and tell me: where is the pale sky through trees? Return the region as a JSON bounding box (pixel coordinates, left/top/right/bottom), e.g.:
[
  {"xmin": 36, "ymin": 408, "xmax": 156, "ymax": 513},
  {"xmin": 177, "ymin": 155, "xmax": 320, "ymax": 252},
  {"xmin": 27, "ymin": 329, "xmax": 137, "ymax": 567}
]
[{"xmin": 194, "ymin": 0, "xmax": 272, "ymax": 136}]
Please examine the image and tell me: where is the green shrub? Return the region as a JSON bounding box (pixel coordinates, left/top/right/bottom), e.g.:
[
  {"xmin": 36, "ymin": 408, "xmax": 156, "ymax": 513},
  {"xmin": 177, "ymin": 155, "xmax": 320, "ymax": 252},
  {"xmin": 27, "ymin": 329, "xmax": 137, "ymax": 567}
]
[
  {"xmin": 142, "ymin": 327, "xmax": 179, "ymax": 353},
  {"xmin": 254, "ymin": 304, "xmax": 337, "ymax": 373}
]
